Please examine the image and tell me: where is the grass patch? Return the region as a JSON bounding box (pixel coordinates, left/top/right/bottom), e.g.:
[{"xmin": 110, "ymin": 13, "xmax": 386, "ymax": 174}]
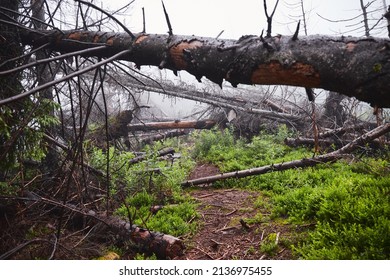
[{"xmin": 191, "ymin": 126, "xmax": 390, "ymax": 259}]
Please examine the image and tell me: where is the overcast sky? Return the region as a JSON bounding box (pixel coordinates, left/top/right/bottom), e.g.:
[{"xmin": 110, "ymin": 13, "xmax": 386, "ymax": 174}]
[{"xmin": 102, "ymin": 0, "xmax": 388, "ymax": 38}]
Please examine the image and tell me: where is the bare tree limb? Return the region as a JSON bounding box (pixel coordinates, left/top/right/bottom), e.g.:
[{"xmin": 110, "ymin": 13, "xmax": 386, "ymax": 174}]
[
  {"xmin": 0, "ymin": 49, "xmax": 130, "ymax": 106},
  {"xmin": 74, "ymin": 0, "xmax": 135, "ymax": 39},
  {"xmin": 264, "ymin": 0, "xmax": 280, "ymax": 37}
]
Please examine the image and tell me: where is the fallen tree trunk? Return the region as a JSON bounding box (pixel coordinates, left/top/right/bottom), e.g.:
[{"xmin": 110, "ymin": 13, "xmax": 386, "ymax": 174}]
[
  {"xmin": 103, "ymin": 215, "xmax": 184, "ymax": 259},
  {"xmin": 17, "ymin": 29, "xmax": 390, "ymax": 107},
  {"xmin": 0, "ymin": 194, "xmax": 184, "ymax": 259},
  {"xmin": 129, "ymin": 147, "xmax": 175, "ymax": 165},
  {"xmin": 284, "ymin": 137, "xmax": 335, "ymax": 148},
  {"xmin": 139, "ymin": 130, "xmax": 188, "ymax": 146},
  {"xmin": 285, "ymin": 137, "xmax": 389, "ymax": 149},
  {"xmin": 128, "ymin": 119, "xmax": 216, "ymax": 131},
  {"xmin": 130, "ymin": 83, "xmax": 300, "ymax": 121},
  {"xmin": 182, "ymin": 123, "xmax": 390, "ymax": 187}
]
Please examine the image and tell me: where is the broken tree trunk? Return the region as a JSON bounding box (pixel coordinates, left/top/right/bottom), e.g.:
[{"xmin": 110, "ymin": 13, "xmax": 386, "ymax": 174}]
[
  {"xmin": 182, "ymin": 123, "xmax": 390, "ymax": 187},
  {"xmin": 18, "ymin": 29, "xmax": 390, "ymax": 107},
  {"xmin": 104, "ymin": 215, "xmax": 184, "ymax": 259},
  {"xmin": 128, "ymin": 119, "xmax": 216, "ymax": 131},
  {"xmin": 1, "ymin": 194, "xmax": 184, "ymax": 259}
]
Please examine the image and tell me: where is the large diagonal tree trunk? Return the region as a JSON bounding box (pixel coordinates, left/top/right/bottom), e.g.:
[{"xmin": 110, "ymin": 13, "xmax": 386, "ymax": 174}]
[{"xmin": 18, "ymin": 29, "xmax": 390, "ymax": 107}]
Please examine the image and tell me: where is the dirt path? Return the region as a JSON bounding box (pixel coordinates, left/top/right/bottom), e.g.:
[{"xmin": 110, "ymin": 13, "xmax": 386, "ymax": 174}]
[{"xmin": 178, "ymin": 164, "xmax": 294, "ymax": 260}]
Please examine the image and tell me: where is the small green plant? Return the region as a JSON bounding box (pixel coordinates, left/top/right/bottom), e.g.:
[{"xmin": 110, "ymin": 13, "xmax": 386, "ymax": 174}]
[
  {"xmin": 246, "ymin": 212, "xmax": 264, "ymax": 225},
  {"xmin": 133, "ymin": 253, "xmax": 157, "ymax": 260},
  {"xmin": 246, "ymin": 246, "xmax": 256, "ymax": 255},
  {"xmin": 260, "ymin": 233, "xmax": 279, "ymax": 256}
]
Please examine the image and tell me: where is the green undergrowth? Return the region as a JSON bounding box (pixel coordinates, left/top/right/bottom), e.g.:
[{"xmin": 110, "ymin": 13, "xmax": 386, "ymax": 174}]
[
  {"xmin": 192, "ymin": 126, "xmax": 390, "ymax": 259},
  {"xmin": 88, "ymin": 126, "xmax": 389, "ymax": 259},
  {"xmin": 89, "ymin": 137, "xmax": 198, "ymax": 237}
]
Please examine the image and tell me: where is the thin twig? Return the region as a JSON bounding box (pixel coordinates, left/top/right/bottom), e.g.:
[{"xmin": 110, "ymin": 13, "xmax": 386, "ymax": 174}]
[
  {"xmin": 0, "ymin": 45, "xmax": 107, "ymax": 76},
  {"xmin": 161, "ymin": 1, "xmax": 173, "ymax": 36},
  {"xmin": 142, "ymin": 7, "xmax": 146, "ymax": 33}
]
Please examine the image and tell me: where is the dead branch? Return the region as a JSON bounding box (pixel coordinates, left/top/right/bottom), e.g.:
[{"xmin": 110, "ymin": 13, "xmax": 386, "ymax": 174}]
[
  {"xmin": 43, "ymin": 134, "xmax": 104, "ymax": 176},
  {"xmin": 264, "ymin": 0, "xmax": 280, "ymax": 37},
  {"xmin": 319, "ymin": 123, "xmax": 366, "ymax": 138},
  {"xmin": 75, "ymin": 0, "xmax": 135, "ymax": 39},
  {"xmin": 0, "ymin": 49, "xmax": 130, "ymax": 106}
]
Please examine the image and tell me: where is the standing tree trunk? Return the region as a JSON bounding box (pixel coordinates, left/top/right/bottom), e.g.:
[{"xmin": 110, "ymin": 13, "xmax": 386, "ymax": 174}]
[
  {"xmin": 31, "ymin": 0, "xmax": 58, "ymax": 172},
  {"xmin": 0, "ymin": 0, "xmax": 24, "ymax": 175}
]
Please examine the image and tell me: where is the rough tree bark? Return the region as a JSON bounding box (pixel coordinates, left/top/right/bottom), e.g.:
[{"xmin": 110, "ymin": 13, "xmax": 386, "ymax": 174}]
[{"xmin": 17, "ymin": 29, "xmax": 390, "ymax": 107}]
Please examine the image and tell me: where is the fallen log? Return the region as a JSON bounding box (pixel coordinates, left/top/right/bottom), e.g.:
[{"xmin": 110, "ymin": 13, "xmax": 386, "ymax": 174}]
[
  {"xmin": 128, "ymin": 119, "xmax": 216, "ymax": 131},
  {"xmin": 0, "ymin": 194, "xmax": 184, "ymax": 259},
  {"xmin": 131, "ymin": 83, "xmax": 300, "ymax": 121},
  {"xmin": 182, "ymin": 123, "xmax": 390, "ymax": 187},
  {"xmin": 129, "ymin": 147, "xmax": 175, "ymax": 165},
  {"xmin": 139, "ymin": 129, "xmax": 188, "ymax": 146},
  {"xmin": 284, "ymin": 137, "xmax": 336, "ymax": 148},
  {"xmin": 103, "ymin": 215, "xmax": 184, "ymax": 259},
  {"xmin": 285, "ymin": 137, "xmax": 389, "ymax": 149}
]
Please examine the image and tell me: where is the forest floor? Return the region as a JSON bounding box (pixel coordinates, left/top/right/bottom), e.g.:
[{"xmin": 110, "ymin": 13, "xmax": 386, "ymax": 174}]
[
  {"xmin": 0, "ymin": 164, "xmax": 303, "ymax": 260},
  {"xmin": 177, "ymin": 163, "xmax": 300, "ymax": 260}
]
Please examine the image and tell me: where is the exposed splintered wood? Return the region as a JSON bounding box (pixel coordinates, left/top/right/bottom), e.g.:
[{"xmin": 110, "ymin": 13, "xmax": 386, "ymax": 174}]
[
  {"xmin": 128, "ymin": 120, "xmax": 216, "ymax": 131},
  {"xmin": 251, "ymin": 61, "xmax": 320, "ymax": 88},
  {"xmin": 19, "ymin": 29, "xmax": 390, "ymax": 107},
  {"xmin": 182, "ymin": 123, "xmax": 390, "ymax": 187}
]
